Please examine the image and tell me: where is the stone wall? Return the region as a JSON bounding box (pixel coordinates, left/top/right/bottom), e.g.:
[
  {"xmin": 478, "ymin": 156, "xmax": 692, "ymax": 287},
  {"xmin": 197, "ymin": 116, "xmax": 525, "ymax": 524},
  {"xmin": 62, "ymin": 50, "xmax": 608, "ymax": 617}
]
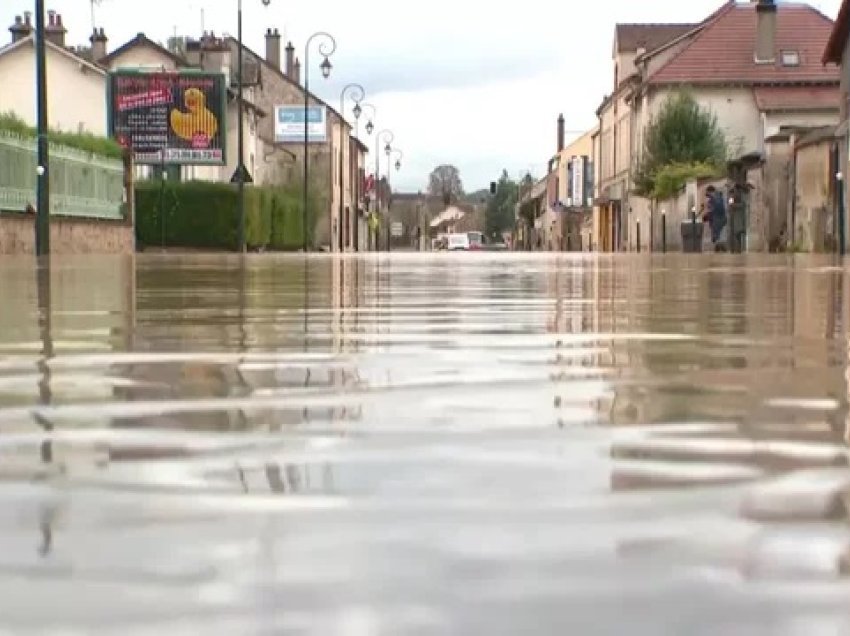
[{"xmin": 0, "ymin": 214, "xmax": 134, "ymax": 255}]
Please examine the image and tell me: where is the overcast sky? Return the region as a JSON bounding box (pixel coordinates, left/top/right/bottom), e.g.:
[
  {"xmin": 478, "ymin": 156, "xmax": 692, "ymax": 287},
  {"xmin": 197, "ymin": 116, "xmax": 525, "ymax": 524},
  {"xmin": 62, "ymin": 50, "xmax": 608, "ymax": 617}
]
[{"xmin": 6, "ymin": 0, "xmax": 843, "ymax": 192}]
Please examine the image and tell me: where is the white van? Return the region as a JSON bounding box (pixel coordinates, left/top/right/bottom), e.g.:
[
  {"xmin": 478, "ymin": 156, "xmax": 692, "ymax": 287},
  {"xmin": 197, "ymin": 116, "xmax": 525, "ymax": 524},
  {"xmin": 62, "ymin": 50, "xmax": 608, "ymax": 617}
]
[{"xmin": 447, "ymin": 233, "xmax": 470, "ymax": 251}]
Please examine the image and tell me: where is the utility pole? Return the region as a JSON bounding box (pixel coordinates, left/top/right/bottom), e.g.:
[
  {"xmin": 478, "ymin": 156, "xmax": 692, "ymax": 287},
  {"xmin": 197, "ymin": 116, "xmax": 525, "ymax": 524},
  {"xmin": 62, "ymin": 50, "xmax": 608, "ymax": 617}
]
[{"xmin": 35, "ymin": 0, "xmax": 50, "ymax": 256}]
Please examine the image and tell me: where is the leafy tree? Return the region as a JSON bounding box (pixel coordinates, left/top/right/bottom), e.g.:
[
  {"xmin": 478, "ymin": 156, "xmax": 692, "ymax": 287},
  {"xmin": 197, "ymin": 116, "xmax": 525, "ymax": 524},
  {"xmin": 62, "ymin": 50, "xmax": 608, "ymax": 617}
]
[
  {"xmin": 485, "ymin": 170, "xmax": 519, "ymax": 238},
  {"xmin": 633, "ymin": 91, "xmax": 726, "ymax": 199},
  {"xmin": 428, "ymin": 164, "xmax": 464, "ymax": 207}
]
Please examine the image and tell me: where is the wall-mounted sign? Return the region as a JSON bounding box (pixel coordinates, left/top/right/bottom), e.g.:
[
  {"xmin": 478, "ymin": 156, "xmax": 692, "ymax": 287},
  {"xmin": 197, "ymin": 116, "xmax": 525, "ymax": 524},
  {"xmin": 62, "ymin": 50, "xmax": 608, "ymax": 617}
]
[
  {"xmin": 275, "ymin": 105, "xmax": 327, "ymax": 143},
  {"xmin": 572, "ymin": 155, "xmax": 585, "ymax": 208},
  {"xmin": 108, "ymin": 70, "xmax": 227, "ymax": 165}
]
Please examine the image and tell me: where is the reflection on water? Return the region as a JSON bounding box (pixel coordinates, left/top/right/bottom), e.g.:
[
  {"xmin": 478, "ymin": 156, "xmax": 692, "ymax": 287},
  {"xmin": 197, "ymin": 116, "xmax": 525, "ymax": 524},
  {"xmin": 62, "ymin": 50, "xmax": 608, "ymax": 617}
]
[{"xmin": 2, "ymin": 253, "xmax": 850, "ymax": 633}]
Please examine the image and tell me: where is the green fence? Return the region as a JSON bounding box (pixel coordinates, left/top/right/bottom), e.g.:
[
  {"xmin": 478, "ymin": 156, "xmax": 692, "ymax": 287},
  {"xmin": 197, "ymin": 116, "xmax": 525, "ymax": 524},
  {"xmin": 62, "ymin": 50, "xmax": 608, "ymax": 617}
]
[{"xmin": 0, "ymin": 131, "xmax": 125, "ymax": 220}]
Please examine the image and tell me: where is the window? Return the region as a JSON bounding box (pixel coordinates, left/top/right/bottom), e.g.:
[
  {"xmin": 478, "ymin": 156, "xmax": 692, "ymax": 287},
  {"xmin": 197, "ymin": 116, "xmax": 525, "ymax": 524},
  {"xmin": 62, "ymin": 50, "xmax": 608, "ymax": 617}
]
[{"xmin": 781, "ymin": 50, "xmax": 800, "ymax": 67}]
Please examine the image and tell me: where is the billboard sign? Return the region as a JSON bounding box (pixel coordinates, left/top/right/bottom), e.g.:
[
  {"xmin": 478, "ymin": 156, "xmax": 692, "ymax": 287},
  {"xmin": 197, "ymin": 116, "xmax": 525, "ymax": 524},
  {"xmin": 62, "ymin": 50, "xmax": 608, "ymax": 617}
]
[
  {"xmin": 275, "ymin": 105, "xmax": 327, "ymax": 143},
  {"xmin": 108, "ymin": 71, "xmax": 227, "ymax": 165}
]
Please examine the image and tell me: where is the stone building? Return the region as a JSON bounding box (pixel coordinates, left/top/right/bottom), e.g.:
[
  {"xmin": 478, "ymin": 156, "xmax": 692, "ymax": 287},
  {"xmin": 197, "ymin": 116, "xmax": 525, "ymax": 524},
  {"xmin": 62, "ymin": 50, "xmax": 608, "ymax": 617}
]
[{"xmin": 595, "ymin": 0, "xmax": 840, "ymax": 253}]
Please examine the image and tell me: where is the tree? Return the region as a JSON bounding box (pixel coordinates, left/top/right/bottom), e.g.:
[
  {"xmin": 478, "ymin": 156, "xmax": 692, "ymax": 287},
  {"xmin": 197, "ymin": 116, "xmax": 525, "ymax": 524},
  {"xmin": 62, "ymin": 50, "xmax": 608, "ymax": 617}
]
[
  {"xmin": 485, "ymin": 170, "xmax": 519, "ymax": 238},
  {"xmin": 633, "ymin": 90, "xmax": 726, "ymax": 200},
  {"xmin": 428, "ymin": 165, "xmax": 464, "ymax": 207}
]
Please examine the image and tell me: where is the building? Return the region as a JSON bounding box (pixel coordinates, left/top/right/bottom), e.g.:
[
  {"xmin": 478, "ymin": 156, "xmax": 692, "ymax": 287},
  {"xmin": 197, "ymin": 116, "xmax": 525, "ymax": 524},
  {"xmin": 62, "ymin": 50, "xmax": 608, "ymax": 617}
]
[
  {"xmin": 1, "ymin": 11, "xmax": 108, "ymax": 135},
  {"xmin": 823, "ymin": 0, "xmax": 850, "ymax": 254},
  {"xmin": 594, "ymin": 0, "xmax": 840, "ymax": 252},
  {"xmin": 556, "ymin": 121, "xmax": 596, "ymax": 251},
  {"xmin": 595, "ymin": 22, "xmax": 696, "ymax": 252},
  {"xmin": 1, "ymin": 10, "xmax": 369, "ymax": 252}
]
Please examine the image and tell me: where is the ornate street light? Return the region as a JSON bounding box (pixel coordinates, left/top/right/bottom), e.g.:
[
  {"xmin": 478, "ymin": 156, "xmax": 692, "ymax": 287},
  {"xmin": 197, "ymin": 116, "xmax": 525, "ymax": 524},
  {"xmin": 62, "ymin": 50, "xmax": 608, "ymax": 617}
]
[
  {"xmin": 391, "ymin": 148, "xmax": 403, "ymax": 172},
  {"xmin": 302, "ymin": 31, "xmax": 336, "ymax": 252},
  {"xmin": 338, "ymin": 83, "xmax": 365, "ymax": 252},
  {"xmin": 360, "ymin": 103, "xmax": 376, "ymax": 137}
]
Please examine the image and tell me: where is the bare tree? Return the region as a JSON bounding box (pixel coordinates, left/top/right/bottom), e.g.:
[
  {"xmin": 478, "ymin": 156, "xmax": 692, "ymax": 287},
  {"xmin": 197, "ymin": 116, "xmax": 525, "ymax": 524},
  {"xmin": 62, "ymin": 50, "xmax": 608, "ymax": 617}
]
[{"xmin": 428, "ymin": 165, "xmax": 464, "ymax": 207}]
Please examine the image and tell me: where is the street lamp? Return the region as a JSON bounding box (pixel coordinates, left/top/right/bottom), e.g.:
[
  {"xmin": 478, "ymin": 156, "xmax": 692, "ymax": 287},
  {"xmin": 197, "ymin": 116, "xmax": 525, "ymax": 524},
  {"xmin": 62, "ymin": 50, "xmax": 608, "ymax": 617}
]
[
  {"xmin": 303, "ymin": 31, "xmax": 336, "ymax": 252},
  {"xmin": 391, "ymin": 148, "xmax": 403, "ymax": 173},
  {"xmin": 375, "ymin": 129, "xmax": 393, "ymax": 251},
  {"xmin": 375, "ymin": 129, "xmax": 394, "ymax": 213},
  {"xmin": 235, "ymin": 0, "xmax": 273, "ymax": 253},
  {"xmin": 360, "ymin": 103, "xmax": 376, "ymax": 137},
  {"xmin": 338, "ymin": 83, "xmax": 365, "ymax": 253}
]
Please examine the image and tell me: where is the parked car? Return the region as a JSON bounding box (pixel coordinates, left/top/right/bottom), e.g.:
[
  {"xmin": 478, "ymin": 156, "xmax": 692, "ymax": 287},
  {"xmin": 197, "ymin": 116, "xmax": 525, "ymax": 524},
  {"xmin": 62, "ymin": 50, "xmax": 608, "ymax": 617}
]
[{"xmin": 447, "ymin": 233, "xmax": 471, "ymax": 251}]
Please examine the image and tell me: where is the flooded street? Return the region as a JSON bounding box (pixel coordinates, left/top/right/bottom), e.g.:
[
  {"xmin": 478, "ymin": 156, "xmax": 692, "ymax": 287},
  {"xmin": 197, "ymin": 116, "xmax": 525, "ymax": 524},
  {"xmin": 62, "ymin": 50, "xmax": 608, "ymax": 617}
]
[{"xmin": 3, "ymin": 252, "xmax": 850, "ymax": 634}]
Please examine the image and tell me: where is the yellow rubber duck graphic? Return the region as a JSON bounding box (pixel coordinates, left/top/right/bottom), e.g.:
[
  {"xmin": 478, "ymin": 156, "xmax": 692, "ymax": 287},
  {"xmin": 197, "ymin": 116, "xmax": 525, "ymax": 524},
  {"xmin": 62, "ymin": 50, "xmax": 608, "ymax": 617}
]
[{"xmin": 170, "ymin": 87, "xmax": 218, "ymax": 144}]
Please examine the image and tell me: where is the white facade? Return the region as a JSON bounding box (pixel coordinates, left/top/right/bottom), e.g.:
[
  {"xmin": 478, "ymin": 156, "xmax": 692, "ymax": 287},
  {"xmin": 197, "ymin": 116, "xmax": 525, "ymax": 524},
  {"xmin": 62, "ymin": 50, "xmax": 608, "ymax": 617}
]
[{"xmin": 0, "ymin": 37, "xmax": 107, "ymax": 134}]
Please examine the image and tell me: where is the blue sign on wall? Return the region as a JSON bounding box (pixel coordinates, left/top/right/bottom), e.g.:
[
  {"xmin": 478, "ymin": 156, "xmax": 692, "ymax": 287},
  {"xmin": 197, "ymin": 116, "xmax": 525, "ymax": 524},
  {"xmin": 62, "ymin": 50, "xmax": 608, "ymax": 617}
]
[{"xmin": 275, "ymin": 105, "xmax": 327, "ymax": 143}]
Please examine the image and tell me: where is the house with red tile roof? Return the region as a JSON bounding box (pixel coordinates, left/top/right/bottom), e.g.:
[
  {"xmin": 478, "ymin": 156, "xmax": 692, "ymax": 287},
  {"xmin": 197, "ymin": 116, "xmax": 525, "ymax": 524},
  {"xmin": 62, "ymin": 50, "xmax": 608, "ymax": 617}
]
[{"xmin": 603, "ymin": 0, "xmax": 839, "ymax": 252}]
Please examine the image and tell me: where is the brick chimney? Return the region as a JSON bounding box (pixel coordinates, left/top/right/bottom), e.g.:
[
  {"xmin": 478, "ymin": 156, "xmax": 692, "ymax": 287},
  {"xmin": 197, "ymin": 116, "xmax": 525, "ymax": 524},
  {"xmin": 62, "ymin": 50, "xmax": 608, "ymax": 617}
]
[
  {"xmin": 45, "ymin": 10, "xmax": 67, "ymax": 48},
  {"xmin": 285, "ymin": 41, "xmax": 295, "ymax": 78},
  {"xmin": 755, "ymin": 0, "xmax": 776, "ymax": 64},
  {"xmin": 265, "ymin": 27, "xmax": 281, "ymax": 70},
  {"xmin": 9, "ymin": 13, "xmax": 33, "ymax": 43},
  {"xmin": 90, "ymin": 27, "xmax": 107, "ymax": 62},
  {"xmin": 200, "ymin": 31, "xmax": 231, "ymax": 78},
  {"xmin": 294, "ymin": 56, "xmax": 301, "ymax": 85},
  {"xmin": 557, "ymin": 113, "xmax": 565, "ymax": 153}
]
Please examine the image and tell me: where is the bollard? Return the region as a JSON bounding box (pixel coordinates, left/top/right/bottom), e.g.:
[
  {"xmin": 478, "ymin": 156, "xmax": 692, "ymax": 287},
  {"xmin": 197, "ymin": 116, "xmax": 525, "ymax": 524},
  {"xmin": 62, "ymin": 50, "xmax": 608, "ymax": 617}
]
[
  {"xmin": 636, "ymin": 220, "xmax": 641, "ymax": 254},
  {"xmin": 661, "ymin": 211, "xmax": 667, "ymax": 253}
]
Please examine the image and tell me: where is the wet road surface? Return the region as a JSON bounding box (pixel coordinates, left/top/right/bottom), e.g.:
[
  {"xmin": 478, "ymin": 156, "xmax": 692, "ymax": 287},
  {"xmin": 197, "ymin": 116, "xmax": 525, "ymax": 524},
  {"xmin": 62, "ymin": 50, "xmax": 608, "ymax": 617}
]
[{"xmin": 2, "ymin": 252, "xmax": 850, "ymax": 634}]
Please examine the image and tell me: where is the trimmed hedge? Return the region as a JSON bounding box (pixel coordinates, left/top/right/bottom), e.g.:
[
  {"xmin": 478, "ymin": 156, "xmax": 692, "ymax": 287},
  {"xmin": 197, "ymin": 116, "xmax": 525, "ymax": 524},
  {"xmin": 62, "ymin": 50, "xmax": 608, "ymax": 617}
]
[
  {"xmin": 135, "ymin": 180, "xmax": 316, "ymax": 251},
  {"xmin": 0, "ymin": 111, "xmax": 123, "ymax": 159}
]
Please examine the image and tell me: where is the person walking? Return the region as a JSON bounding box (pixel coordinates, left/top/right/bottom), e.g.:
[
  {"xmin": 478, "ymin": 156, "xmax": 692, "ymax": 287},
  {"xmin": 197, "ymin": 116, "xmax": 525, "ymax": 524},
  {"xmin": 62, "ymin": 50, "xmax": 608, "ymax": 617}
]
[{"xmin": 703, "ymin": 186, "xmax": 728, "ymax": 252}]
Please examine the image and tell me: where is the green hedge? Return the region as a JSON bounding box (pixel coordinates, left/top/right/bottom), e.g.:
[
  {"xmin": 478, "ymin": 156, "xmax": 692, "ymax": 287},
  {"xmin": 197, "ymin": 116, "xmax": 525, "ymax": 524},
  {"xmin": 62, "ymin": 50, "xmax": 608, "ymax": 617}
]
[
  {"xmin": 135, "ymin": 180, "xmax": 316, "ymax": 251},
  {"xmin": 0, "ymin": 111, "xmax": 123, "ymax": 159}
]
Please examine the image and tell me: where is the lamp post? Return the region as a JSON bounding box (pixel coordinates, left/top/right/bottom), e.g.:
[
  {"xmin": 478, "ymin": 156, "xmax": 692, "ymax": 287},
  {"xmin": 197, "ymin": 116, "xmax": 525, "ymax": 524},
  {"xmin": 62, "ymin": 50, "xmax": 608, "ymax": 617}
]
[
  {"xmin": 235, "ymin": 0, "xmax": 273, "ymax": 253},
  {"xmin": 35, "ymin": 0, "xmax": 49, "ymax": 257},
  {"xmin": 375, "ymin": 130, "xmax": 393, "ymax": 251},
  {"xmin": 359, "ymin": 102, "xmax": 376, "ymax": 140},
  {"xmin": 303, "ymin": 32, "xmax": 336, "ymax": 252},
  {"xmin": 338, "ymin": 83, "xmax": 365, "ymax": 253}
]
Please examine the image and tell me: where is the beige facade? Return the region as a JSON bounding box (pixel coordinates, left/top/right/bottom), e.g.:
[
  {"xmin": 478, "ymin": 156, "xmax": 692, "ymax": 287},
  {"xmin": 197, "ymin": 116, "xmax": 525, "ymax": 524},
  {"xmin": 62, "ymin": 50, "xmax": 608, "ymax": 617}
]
[{"xmin": 0, "ymin": 37, "xmax": 107, "ymax": 135}]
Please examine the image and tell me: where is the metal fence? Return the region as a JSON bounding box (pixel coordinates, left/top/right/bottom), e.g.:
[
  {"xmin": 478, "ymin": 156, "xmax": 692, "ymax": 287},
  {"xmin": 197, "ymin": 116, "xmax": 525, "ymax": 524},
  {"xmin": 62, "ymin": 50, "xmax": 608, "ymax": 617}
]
[{"xmin": 0, "ymin": 132, "xmax": 125, "ymax": 220}]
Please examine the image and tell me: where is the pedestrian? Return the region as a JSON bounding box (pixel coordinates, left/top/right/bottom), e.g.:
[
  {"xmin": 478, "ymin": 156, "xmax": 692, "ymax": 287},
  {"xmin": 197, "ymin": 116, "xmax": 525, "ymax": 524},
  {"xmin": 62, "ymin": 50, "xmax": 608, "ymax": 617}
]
[{"xmin": 702, "ymin": 186, "xmax": 728, "ymax": 251}]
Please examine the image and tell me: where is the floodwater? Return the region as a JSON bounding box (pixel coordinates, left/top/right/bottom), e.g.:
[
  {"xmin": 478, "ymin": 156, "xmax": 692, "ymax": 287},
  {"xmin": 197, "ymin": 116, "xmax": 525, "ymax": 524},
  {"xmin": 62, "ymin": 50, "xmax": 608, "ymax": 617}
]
[{"xmin": 2, "ymin": 252, "xmax": 850, "ymax": 634}]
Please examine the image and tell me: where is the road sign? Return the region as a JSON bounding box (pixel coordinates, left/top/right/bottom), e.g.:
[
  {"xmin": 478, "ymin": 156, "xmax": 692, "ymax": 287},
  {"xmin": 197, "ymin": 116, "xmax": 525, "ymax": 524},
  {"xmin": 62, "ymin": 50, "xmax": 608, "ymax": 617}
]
[
  {"xmin": 391, "ymin": 222, "xmax": 403, "ymax": 238},
  {"xmin": 230, "ymin": 164, "xmax": 253, "ymax": 184}
]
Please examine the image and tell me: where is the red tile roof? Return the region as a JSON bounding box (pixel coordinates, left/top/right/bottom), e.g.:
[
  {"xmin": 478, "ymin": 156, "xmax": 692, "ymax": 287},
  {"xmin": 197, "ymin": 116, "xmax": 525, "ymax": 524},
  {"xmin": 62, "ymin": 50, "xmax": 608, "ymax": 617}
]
[
  {"xmin": 615, "ymin": 23, "xmax": 696, "ymax": 53},
  {"xmin": 753, "ymin": 85, "xmax": 839, "ymax": 111},
  {"xmin": 823, "ymin": 0, "xmax": 850, "ymax": 63},
  {"xmin": 650, "ymin": 2, "xmax": 839, "ymax": 85}
]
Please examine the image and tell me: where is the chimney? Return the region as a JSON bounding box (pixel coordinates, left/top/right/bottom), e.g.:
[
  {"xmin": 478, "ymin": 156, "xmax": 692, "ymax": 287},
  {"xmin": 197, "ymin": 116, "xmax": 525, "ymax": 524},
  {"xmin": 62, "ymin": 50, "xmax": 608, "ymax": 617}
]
[
  {"xmin": 90, "ymin": 27, "xmax": 107, "ymax": 62},
  {"xmin": 265, "ymin": 27, "xmax": 281, "ymax": 69},
  {"xmin": 9, "ymin": 14, "xmax": 32, "ymax": 43},
  {"xmin": 185, "ymin": 38, "xmax": 201, "ymax": 67},
  {"xmin": 294, "ymin": 57, "xmax": 301, "ymax": 85},
  {"xmin": 285, "ymin": 41, "xmax": 295, "ymax": 78},
  {"xmin": 45, "ymin": 11, "xmax": 67, "ymax": 47},
  {"xmin": 557, "ymin": 113, "xmax": 565, "ymax": 153},
  {"xmin": 755, "ymin": 0, "xmax": 777, "ymax": 64}
]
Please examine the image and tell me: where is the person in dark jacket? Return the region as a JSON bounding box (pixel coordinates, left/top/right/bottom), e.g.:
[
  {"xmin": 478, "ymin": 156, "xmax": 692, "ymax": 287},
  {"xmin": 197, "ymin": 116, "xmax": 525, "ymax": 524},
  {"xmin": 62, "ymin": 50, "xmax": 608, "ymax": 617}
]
[{"xmin": 703, "ymin": 186, "xmax": 727, "ymax": 248}]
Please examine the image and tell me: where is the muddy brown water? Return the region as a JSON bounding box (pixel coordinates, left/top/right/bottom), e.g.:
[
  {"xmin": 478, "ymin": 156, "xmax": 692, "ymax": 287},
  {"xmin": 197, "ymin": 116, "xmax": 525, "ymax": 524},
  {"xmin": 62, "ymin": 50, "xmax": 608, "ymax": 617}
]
[{"xmin": 2, "ymin": 252, "xmax": 850, "ymax": 634}]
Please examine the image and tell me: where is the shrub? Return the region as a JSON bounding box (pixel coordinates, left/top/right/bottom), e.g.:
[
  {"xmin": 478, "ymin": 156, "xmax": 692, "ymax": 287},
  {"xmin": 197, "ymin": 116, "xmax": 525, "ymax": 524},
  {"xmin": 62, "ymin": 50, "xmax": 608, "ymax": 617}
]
[
  {"xmin": 135, "ymin": 180, "xmax": 316, "ymax": 251},
  {"xmin": 0, "ymin": 111, "xmax": 123, "ymax": 159}
]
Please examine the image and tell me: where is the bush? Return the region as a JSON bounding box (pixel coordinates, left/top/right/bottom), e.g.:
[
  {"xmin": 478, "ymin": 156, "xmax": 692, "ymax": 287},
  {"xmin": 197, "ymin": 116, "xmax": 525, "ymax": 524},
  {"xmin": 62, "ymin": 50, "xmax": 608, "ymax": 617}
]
[
  {"xmin": 0, "ymin": 111, "xmax": 123, "ymax": 159},
  {"xmin": 135, "ymin": 180, "xmax": 316, "ymax": 251}
]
